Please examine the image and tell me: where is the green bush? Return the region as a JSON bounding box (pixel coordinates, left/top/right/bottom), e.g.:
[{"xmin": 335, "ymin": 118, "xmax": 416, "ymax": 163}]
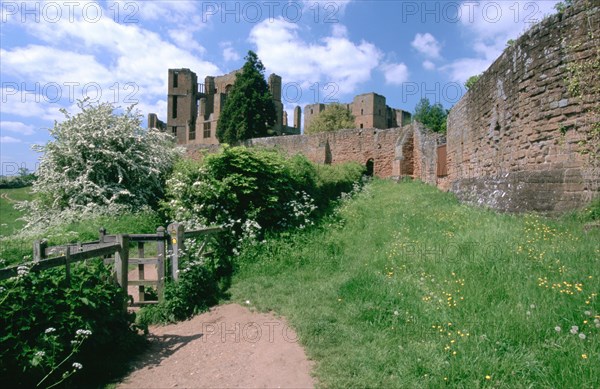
[
  {"xmin": 145, "ymin": 147, "xmax": 365, "ymax": 324},
  {"xmin": 165, "ymin": 147, "xmax": 320, "ymax": 236},
  {"xmin": 0, "ymin": 261, "xmax": 144, "ymax": 388},
  {"xmin": 137, "ymin": 253, "xmax": 221, "ymax": 325},
  {"xmin": 165, "ymin": 147, "xmax": 365, "ymax": 234}
]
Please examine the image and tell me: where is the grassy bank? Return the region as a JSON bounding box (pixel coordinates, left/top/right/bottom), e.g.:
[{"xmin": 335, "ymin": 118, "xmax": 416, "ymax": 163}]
[
  {"xmin": 230, "ymin": 179, "xmax": 599, "ymax": 388},
  {"xmin": 0, "ymin": 187, "xmax": 32, "ymax": 237}
]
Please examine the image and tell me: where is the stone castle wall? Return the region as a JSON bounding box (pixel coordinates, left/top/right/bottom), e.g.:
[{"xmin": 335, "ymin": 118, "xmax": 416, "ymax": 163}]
[
  {"xmin": 238, "ymin": 123, "xmax": 440, "ymax": 183},
  {"xmin": 186, "ymin": 1, "xmax": 598, "ymax": 214},
  {"xmin": 446, "ymin": 0, "xmax": 599, "ymax": 213}
]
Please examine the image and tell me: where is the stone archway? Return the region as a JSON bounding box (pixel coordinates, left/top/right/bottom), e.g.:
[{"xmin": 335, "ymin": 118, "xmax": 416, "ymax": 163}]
[{"xmin": 366, "ymin": 158, "xmax": 374, "ymax": 177}]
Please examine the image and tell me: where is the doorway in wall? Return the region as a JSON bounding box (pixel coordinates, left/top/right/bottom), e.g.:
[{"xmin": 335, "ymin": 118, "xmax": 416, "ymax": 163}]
[{"xmin": 366, "ymin": 158, "xmax": 374, "ymax": 177}]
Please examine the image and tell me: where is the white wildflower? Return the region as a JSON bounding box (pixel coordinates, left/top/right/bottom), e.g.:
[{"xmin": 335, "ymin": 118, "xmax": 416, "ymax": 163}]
[
  {"xmin": 72, "ymin": 362, "xmax": 83, "ymax": 370},
  {"xmin": 570, "ymin": 326, "xmax": 579, "ymax": 334},
  {"xmin": 578, "ymin": 333, "xmax": 586, "ymax": 340},
  {"xmin": 45, "ymin": 327, "xmax": 56, "ymax": 334},
  {"xmin": 554, "ymin": 326, "xmax": 561, "ymax": 332}
]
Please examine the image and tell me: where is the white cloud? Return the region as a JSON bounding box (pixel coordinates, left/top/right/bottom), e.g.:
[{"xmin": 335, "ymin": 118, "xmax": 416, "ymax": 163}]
[
  {"xmin": 381, "ymin": 63, "xmax": 409, "ymax": 85},
  {"xmin": 440, "ymin": 58, "xmax": 492, "ymax": 84},
  {"xmin": 249, "ymin": 18, "xmax": 381, "ymax": 95},
  {"xmin": 301, "ymin": 0, "xmax": 353, "ymax": 15},
  {"xmin": 442, "ymin": 1, "xmax": 560, "ymax": 83},
  {"xmin": 423, "ymin": 60, "xmax": 436, "ymax": 71},
  {"xmin": 1, "ymin": 45, "xmax": 111, "ymax": 86},
  {"xmin": 221, "ymin": 42, "xmax": 241, "ymax": 62},
  {"xmin": 331, "ymin": 24, "xmax": 348, "ymax": 38},
  {"xmin": 3, "ymin": 6, "xmax": 221, "ymax": 121},
  {"xmin": 411, "ymin": 33, "xmax": 441, "ymax": 59},
  {"xmin": 1, "ymin": 121, "xmax": 36, "ymax": 135},
  {"xmin": 168, "ymin": 29, "xmax": 206, "ymax": 55},
  {"xmin": 0, "ymin": 136, "xmax": 22, "ymax": 144},
  {"xmin": 109, "ymin": 1, "xmax": 201, "ymax": 23}
]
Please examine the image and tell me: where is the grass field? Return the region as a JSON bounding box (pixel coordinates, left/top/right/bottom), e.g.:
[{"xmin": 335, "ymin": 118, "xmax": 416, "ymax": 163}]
[
  {"xmin": 0, "ymin": 187, "xmax": 32, "ymax": 237},
  {"xmin": 229, "ymin": 179, "xmax": 600, "ymax": 388}
]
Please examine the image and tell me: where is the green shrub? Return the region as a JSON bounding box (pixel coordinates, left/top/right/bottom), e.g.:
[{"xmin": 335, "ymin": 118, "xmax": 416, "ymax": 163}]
[
  {"xmin": 165, "ymin": 147, "xmax": 365, "ymax": 235},
  {"xmin": 145, "ymin": 147, "xmax": 365, "ymax": 325},
  {"xmin": 137, "ymin": 253, "xmax": 221, "ymax": 325},
  {"xmin": 0, "ymin": 261, "xmax": 144, "ymax": 388},
  {"xmin": 164, "ymin": 147, "xmax": 321, "ymax": 237}
]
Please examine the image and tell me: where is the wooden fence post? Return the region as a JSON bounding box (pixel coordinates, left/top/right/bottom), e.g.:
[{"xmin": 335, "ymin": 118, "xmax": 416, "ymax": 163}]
[
  {"xmin": 137, "ymin": 241, "xmax": 145, "ymax": 303},
  {"xmin": 64, "ymin": 248, "xmax": 71, "ymax": 286},
  {"xmin": 167, "ymin": 223, "xmax": 185, "ymax": 282},
  {"xmin": 156, "ymin": 227, "xmax": 166, "ymax": 302},
  {"xmin": 99, "ymin": 227, "xmax": 106, "ymax": 243},
  {"xmin": 114, "ymin": 234, "xmax": 129, "ymax": 309},
  {"xmin": 33, "ymin": 240, "xmax": 47, "ymax": 261}
]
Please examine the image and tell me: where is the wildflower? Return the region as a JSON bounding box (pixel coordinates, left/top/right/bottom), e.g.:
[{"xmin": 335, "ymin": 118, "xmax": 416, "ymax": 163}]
[
  {"xmin": 485, "ymin": 375, "xmax": 491, "ymax": 380},
  {"xmin": 578, "ymin": 333, "xmax": 586, "ymax": 340},
  {"xmin": 35, "ymin": 351, "xmax": 45, "ymax": 357},
  {"xmin": 570, "ymin": 326, "xmax": 579, "ymax": 334},
  {"xmin": 75, "ymin": 329, "xmax": 92, "ymax": 338},
  {"xmin": 582, "ymin": 354, "xmax": 588, "ymax": 359},
  {"xmin": 530, "ymin": 304, "xmax": 536, "ymax": 309},
  {"xmin": 584, "ymin": 310, "xmax": 592, "ymax": 316},
  {"xmin": 245, "ymin": 300, "xmax": 250, "ymax": 305},
  {"xmin": 45, "ymin": 327, "xmax": 56, "ymax": 334},
  {"xmin": 555, "ymin": 326, "xmax": 561, "ymax": 332},
  {"xmin": 72, "ymin": 362, "xmax": 83, "ymax": 370}
]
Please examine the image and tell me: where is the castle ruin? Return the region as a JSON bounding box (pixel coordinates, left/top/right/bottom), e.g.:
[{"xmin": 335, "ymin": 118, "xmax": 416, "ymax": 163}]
[
  {"xmin": 304, "ymin": 92, "xmax": 412, "ymax": 131},
  {"xmin": 149, "ymin": 68, "xmax": 301, "ymax": 145}
]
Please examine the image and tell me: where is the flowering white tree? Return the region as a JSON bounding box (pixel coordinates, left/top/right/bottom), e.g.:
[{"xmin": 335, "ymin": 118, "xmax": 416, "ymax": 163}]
[{"xmin": 21, "ymin": 100, "xmax": 182, "ymax": 229}]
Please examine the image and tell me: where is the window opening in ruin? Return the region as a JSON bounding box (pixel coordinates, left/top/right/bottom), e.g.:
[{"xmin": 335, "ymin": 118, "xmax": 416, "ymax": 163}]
[
  {"xmin": 361, "ymin": 109, "xmax": 364, "ymax": 115},
  {"xmin": 172, "ymin": 96, "xmax": 178, "ymax": 118},
  {"xmin": 189, "ymin": 130, "xmax": 195, "ymax": 141},
  {"xmin": 173, "ymin": 72, "xmax": 178, "ymax": 88},
  {"xmin": 171, "ymin": 126, "xmax": 177, "ymax": 135},
  {"xmin": 366, "ymin": 159, "xmax": 374, "ymax": 177},
  {"xmin": 203, "ymin": 122, "xmax": 211, "ymax": 138},
  {"xmin": 360, "ymin": 124, "xmax": 363, "ymax": 128}
]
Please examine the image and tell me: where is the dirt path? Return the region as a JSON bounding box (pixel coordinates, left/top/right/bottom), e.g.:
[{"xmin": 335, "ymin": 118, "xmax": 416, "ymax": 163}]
[
  {"xmin": 118, "ymin": 303, "xmax": 315, "ymax": 389},
  {"xmin": 0, "ymin": 192, "xmax": 16, "ymax": 203}
]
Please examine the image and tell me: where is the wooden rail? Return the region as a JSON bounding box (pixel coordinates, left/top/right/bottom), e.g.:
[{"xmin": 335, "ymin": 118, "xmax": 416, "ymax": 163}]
[{"xmin": 1, "ymin": 224, "xmax": 225, "ymax": 308}]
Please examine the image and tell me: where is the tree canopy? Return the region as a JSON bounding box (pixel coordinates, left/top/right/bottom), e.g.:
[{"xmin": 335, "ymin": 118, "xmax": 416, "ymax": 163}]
[
  {"xmin": 413, "ymin": 98, "xmax": 448, "ymax": 133},
  {"xmin": 21, "ymin": 100, "xmax": 181, "ymax": 229},
  {"xmin": 304, "ymin": 103, "xmax": 355, "ymax": 134},
  {"xmin": 216, "ymin": 51, "xmax": 277, "ymax": 144}
]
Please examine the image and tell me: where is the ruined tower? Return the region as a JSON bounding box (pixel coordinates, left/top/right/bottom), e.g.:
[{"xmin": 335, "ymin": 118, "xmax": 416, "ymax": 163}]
[{"xmin": 167, "ymin": 69, "xmax": 199, "ymax": 143}]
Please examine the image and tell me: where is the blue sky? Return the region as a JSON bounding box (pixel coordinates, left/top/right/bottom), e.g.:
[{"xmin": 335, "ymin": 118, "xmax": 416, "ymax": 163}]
[{"xmin": 0, "ymin": 0, "xmax": 561, "ymax": 173}]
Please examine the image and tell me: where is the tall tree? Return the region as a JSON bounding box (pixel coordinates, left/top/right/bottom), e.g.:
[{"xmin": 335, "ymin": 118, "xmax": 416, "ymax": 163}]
[
  {"xmin": 305, "ymin": 103, "xmax": 355, "ymax": 134},
  {"xmin": 216, "ymin": 51, "xmax": 277, "ymax": 144},
  {"xmin": 413, "ymin": 98, "xmax": 448, "ymax": 133}
]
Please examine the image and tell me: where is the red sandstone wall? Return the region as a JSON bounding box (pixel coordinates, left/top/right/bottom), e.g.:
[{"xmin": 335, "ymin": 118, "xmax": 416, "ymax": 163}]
[
  {"xmin": 446, "ymin": 0, "xmax": 599, "ymax": 213},
  {"xmin": 246, "ymin": 127, "xmax": 407, "ymax": 178}
]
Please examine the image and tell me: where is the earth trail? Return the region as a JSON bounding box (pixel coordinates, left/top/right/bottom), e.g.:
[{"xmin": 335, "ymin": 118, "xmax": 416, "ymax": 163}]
[{"xmin": 118, "ymin": 303, "xmax": 315, "ymax": 389}]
